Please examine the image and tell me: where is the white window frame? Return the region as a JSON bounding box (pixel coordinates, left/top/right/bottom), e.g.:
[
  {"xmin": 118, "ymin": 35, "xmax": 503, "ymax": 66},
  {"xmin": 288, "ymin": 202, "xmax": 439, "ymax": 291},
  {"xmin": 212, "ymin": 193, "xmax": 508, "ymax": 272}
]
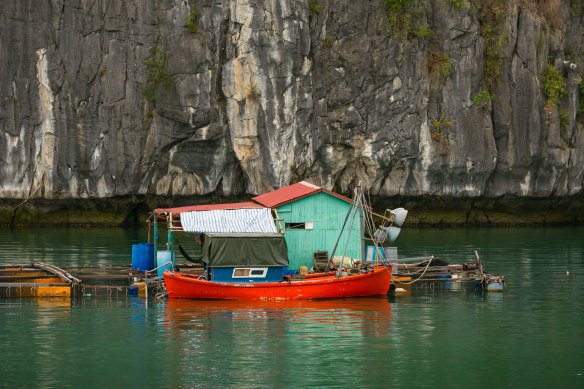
[{"xmin": 232, "ymin": 267, "xmax": 268, "ymax": 278}]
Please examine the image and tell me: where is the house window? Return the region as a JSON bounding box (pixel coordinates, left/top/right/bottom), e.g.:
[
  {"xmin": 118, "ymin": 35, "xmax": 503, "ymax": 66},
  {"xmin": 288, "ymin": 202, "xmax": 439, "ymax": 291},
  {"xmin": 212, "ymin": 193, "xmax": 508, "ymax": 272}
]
[
  {"xmin": 285, "ymin": 222, "xmax": 314, "ymax": 230},
  {"xmin": 286, "ymin": 222, "xmax": 306, "ymax": 229},
  {"xmin": 232, "ymin": 268, "xmax": 268, "ymax": 278}
]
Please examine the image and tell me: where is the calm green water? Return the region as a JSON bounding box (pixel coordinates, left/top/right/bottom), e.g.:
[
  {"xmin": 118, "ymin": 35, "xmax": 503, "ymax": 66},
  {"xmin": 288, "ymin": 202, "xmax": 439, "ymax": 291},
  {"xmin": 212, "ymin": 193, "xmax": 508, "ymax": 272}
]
[{"xmin": 0, "ymin": 227, "xmax": 583, "ymax": 388}]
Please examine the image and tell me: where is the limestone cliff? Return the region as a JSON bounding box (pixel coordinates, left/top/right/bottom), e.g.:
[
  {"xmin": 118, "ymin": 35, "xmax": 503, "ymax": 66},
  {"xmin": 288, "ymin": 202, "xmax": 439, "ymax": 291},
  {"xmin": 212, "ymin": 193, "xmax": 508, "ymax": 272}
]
[{"xmin": 0, "ymin": 0, "xmax": 583, "ymax": 224}]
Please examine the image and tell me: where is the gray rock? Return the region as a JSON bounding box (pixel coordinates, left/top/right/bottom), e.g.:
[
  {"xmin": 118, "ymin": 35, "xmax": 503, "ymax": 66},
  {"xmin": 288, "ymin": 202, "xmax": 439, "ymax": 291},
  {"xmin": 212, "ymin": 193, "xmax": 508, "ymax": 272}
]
[{"xmin": 0, "ymin": 0, "xmax": 582, "ymax": 207}]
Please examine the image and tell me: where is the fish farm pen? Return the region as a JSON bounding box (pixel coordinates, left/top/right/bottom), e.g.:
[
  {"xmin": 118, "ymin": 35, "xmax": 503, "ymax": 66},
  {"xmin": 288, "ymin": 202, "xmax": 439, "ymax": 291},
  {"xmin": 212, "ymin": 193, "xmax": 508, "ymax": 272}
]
[
  {"xmin": 0, "ymin": 259, "xmax": 504, "ymax": 300},
  {"xmin": 0, "ymin": 263, "xmax": 204, "ymax": 300},
  {"xmin": 0, "ymin": 252, "xmax": 504, "ymax": 300},
  {"xmin": 389, "ymin": 254, "xmax": 505, "ymax": 295}
]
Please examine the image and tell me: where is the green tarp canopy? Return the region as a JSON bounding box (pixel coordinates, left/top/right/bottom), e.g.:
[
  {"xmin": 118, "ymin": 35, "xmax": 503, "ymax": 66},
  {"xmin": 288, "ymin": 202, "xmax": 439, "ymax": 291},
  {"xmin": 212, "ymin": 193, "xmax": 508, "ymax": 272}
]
[{"xmin": 202, "ymin": 233, "xmax": 289, "ymax": 267}]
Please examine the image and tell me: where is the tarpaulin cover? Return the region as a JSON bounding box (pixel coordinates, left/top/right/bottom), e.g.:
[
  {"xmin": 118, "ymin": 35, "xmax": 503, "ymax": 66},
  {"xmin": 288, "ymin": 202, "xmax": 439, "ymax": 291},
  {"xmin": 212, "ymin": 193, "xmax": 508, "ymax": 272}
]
[
  {"xmin": 202, "ymin": 234, "xmax": 289, "ymax": 267},
  {"xmin": 180, "ymin": 208, "xmax": 277, "ymax": 234}
]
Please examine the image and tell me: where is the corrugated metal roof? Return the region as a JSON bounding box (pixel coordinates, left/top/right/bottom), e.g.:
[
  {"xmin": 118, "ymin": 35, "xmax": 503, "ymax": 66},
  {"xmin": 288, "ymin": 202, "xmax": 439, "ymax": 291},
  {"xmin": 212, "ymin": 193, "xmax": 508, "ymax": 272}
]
[
  {"xmin": 180, "ymin": 208, "xmax": 277, "ymax": 234},
  {"xmin": 153, "ymin": 201, "xmax": 264, "ymax": 215},
  {"xmin": 321, "ymin": 188, "xmax": 353, "ymax": 204},
  {"xmin": 252, "ymin": 181, "xmax": 352, "ymax": 208}
]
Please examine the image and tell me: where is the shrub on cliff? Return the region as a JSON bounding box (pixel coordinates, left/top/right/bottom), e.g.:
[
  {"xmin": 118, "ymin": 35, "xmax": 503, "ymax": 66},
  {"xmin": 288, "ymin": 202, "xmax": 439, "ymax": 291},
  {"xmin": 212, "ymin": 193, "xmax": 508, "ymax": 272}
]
[{"xmin": 543, "ymin": 65, "xmax": 566, "ymax": 105}]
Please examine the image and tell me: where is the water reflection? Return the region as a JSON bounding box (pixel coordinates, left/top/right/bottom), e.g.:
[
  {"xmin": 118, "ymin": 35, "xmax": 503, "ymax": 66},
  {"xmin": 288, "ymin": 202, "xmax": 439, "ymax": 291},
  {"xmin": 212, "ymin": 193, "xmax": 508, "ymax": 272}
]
[
  {"xmin": 164, "ymin": 297, "xmax": 391, "ymax": 332},
  {"xmin": 1, "ymin": 227, "xmax": 583, "ymax": 387},
  {"xmin": 0, "ymin": 228, "xmax": 145, "ymax": 266},
  {"xmin": 161, "ymin": 298, "xmax": 392, "ymax": 387}
]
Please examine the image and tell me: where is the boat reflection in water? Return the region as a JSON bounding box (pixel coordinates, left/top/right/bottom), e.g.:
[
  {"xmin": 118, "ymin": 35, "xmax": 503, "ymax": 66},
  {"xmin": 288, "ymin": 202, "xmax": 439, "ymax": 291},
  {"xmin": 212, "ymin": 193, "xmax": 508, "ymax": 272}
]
[{"xmin": 164, "ymin": 297, "xmax": 392, "ymax": 336}]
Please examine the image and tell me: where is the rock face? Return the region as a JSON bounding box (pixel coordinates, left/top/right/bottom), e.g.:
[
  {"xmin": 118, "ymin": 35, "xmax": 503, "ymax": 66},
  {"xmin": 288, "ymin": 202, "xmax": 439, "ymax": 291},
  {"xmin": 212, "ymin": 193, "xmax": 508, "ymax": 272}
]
[{"xmin": 0, "ymin": 0, "xmax": 583, "ymax": 205}]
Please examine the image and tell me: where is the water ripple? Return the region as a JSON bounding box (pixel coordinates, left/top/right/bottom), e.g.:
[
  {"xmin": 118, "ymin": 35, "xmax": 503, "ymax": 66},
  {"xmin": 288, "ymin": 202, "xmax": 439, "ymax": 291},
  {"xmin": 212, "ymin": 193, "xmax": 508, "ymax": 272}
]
[{"xmin": 1, "ymin": 227, "xmax": 583, "ymax": 387}]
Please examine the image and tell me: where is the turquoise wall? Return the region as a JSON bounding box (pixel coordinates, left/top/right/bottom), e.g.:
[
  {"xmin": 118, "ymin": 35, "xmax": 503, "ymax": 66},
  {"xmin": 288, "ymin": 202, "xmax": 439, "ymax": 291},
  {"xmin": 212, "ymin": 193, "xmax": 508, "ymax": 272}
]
[{"xmin": 276, "ymin": 192, "xmax": 363, "ymax": 270}]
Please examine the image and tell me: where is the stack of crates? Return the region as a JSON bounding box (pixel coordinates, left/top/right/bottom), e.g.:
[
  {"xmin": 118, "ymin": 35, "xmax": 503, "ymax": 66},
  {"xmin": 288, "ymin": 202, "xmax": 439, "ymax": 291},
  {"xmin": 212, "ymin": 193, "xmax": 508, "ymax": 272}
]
[{"xmin": 313, "ymin": 251, "xmax": 329, "ymax": 272}]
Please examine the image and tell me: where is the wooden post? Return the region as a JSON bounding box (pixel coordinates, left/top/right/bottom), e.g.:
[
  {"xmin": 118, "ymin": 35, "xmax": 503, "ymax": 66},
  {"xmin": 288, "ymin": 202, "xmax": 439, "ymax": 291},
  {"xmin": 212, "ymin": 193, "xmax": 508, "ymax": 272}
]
[
  {"xmin": 144, "ymin": 270, "xmax": 148, "ymax": 306},
  {"xmin": 273, "ymin": 209, "xmax": 284, "ymax": 233}
]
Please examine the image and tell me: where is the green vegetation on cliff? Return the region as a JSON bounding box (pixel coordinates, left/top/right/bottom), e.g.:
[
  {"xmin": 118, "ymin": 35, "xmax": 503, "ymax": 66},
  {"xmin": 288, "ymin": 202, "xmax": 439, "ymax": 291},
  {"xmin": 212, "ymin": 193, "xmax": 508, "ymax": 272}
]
[
  {"xmin": 543, "ymin": 65, "xmax": 567, "ymax": 105},
  {"xmin": 475, "ymin": 0, "xmax": 506, "ymax": 89},
  {"xmin": 185, "ymin": 5, "xmax": 198, "ymax": 33},
  {"xmin": 143, "ymin": 46, "xmax": 173, "ymax": 105}
]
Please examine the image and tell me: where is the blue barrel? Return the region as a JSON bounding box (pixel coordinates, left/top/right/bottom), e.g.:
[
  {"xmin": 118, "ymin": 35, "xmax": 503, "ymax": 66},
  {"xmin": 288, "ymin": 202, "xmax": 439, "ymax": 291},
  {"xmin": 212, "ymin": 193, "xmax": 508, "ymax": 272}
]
[
  {"xmin": 156, "ymin": 250, "xmax": 174, "ymax": 278},
  {"xmin": 131, "ymin": 243, "xmax": 155, "ymax": 271}
]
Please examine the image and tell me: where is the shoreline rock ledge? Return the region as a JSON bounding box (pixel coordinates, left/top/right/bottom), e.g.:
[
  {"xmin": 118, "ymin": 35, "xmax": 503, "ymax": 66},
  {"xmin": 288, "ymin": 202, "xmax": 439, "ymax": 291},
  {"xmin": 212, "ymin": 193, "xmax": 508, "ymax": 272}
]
[{"xmin": 0, "ymin": 1, "xmax": 582, "ymax": 226}]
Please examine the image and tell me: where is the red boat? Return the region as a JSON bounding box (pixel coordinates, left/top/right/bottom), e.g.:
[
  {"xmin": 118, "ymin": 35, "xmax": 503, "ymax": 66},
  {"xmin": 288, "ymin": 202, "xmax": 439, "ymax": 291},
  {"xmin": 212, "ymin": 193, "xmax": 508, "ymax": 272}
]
[{"xmin": 163, "ymin": 266, "xmax": 392, "ymax": 300}]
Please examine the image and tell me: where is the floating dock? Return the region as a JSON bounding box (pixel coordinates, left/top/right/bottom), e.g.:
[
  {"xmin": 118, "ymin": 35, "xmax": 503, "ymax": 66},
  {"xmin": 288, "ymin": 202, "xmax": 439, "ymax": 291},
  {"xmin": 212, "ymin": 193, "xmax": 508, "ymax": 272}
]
[
  {"xmin": 0, "ymin": 263, "xmax": 202, "ymax": 299},
  {"xmin": 389, "ymin": 254, "xmax": 505, "ymax": 295},
  {"xmin": 1, "ymin": 254, "xmax": 504, "ymax": 299},
  {"xmin": 0, "ymin": 263, "xmax": 80, "ymax": 298}
]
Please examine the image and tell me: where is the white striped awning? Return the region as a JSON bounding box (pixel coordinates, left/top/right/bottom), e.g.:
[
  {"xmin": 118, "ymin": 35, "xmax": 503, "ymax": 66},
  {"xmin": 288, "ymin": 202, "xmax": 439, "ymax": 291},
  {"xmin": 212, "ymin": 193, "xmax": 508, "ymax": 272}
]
[{"xmin": 179, "ymin": 208, "xmax": 277, "ymax": 234}]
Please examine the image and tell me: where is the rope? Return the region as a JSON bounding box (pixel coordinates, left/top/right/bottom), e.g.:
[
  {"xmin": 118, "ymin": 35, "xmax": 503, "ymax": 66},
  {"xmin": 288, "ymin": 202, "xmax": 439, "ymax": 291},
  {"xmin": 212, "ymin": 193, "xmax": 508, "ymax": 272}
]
[
  {"xmin": 10, "ymin": 185, "xmax": 41, "ymax": 228},
  {"xmin": 336, "ymin": 195, "xmax": 361, "ymax": 277},
  {"xmin": 362, "ymin": 189, "xmax": 386, "ymax": 266},
  {"xmin": 155, "ymin": 283, "xmax": 168, "ymax": 301},
  {"xmin": 394, "ymin": 257, "xmax": 435, "ymax": 284},
  {"xmin": 327, "ymin": 195, "xmax": 356, "ymax": 267},
  {"xmin": 175, "ymin": 238, "xmax": 202, "ymax": 264}
]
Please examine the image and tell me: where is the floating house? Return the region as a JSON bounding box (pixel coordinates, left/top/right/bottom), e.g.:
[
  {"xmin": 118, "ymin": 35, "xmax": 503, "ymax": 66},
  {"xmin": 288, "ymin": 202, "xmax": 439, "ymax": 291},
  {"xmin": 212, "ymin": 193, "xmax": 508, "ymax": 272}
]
[
  {"xmin": 149, "ymin": 181, "xmax": 363, "ymax": 275},
  {"xmin": 253, "ymin": 181, "xmax": 363, "ymax": 271}
]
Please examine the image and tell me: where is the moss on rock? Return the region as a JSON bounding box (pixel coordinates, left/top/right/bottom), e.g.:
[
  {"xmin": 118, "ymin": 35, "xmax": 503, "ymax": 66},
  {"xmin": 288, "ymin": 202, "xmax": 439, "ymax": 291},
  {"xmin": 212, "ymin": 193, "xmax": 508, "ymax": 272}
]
[
  {"xmin": 0, "ymin": 194, "xmax": 582, "ymax": 228},
  {"xmin": 372, "ymin": 194, "xmax": 584, "ymax": 227}
]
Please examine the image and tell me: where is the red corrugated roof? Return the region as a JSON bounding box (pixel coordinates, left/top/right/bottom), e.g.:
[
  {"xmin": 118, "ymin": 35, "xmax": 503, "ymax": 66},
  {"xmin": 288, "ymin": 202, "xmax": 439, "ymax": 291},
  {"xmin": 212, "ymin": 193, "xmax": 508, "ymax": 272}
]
[
  {"xmin": 252, "ymin": 181, "xmax": 352, "ymax": 208},
  {"xmin": 153, "ymin": 201, "xmax": 264, "ymax": 215},
  {"xmin": 322, "ymin": 188, "xmax": 353, "ymax": 204},
  {"xmin": 152, "ymin": 182, "xmax": 354, "ymax": 217}
]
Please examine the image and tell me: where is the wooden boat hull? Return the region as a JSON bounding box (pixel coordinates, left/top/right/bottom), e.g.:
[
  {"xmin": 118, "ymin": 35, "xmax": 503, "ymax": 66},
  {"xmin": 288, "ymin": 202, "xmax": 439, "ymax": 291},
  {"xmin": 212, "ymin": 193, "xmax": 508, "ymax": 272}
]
[{"xmin": 164, "ymin": 267, "xmax": 392, "ymax": 300}]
